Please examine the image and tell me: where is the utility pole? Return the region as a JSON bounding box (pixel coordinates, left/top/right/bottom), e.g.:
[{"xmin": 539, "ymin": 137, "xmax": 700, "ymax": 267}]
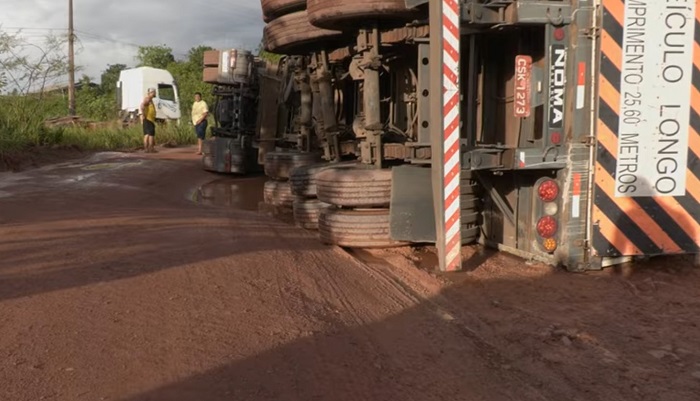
[{"xmin": 68, "ymin": 0, "xmax": 76, "ymax": 116}]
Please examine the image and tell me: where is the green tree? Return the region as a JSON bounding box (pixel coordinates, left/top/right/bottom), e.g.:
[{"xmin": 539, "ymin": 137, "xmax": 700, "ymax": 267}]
[
  {"xmin": 187, "ymin": 45, "xmax": 214, "ymax": 66},
  {"xmin": 165, "ymin": 45, "xmax": 215, "ymax": 124},
  {"xmin": 76, "ymin": 77, "xmax": 114, "ymax": 120},
  {"xmin": 100, "ymin": 63, "xmax": 127, "ymax": 93},
  {"xmin": 256, "ymin": 39, "xmax": 282, "ymax": 63},
  {"xmin": 78, "ymin": 74, "xmax": 92, "ymax": 86},
  {"xmin": 136, "ymin": 45, "xmax": 174, "ymax": 69}
]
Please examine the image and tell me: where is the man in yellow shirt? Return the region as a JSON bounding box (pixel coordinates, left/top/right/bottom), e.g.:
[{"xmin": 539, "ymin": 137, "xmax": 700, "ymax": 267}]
[
  {"xmin": 191, "ymin": 92, "xmax": 209, "ymax": 155},
  {"xmin": 139, "ymin": 88, "xmax": 157, "ymax": 153}
]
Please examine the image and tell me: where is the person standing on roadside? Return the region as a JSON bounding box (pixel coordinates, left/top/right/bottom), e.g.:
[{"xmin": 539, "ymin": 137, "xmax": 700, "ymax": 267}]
[
  {"xmin": 191, "ymin": 92, "xmax": 209, "ymax": 155},
  {"xmin": 140, "ymin": 88, "xmax": 157, "ymax": 153}
]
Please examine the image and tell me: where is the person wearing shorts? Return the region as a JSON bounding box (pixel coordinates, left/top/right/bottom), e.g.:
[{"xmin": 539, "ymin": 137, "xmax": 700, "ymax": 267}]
[
  {"xmin": 192, "ymin": 92, "xmax": 209, "ymax": 155},
  {"xmin": 140, "ymin": 88, "xmax": 157, "ymax": 153}
]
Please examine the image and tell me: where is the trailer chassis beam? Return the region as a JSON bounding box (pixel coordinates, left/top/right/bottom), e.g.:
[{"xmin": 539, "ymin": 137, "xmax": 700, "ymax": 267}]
[
  {"xmin": 466, "ymin": 147, "xmax": 567, "ymax": 170},
  {"xmin": 357, "ymin": 27, "xmax": 383, "ymax": 168},
  {"xmin": 461, "ymin": 0, "xmax": 573, "ymax": 26},
  {"xmin": 295, "ymin": 60, "xmax": 312, "ymax": 151},
  {"xmin": 311, "ymin": 51, "xmax": 341, "ymax": 161}
]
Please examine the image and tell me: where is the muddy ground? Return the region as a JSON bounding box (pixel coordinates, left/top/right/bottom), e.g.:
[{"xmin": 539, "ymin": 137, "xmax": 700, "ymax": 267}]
[
  {"xmin": 0, "ymin": 146, "xmax": 89, "ymax": 173},
  {"xmin": 0, "ymin": 147, "xmax": 698, "ymax": 401}
]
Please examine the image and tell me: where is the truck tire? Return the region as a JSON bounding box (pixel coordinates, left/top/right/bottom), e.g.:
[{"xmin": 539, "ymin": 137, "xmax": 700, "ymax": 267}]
[
  {"xmin": 293, "ymin": 198, "xmax": 331, "ymax": 230},
  {"xmin": 461, "ymin": 169, "xmax": 482, "ymax": 196},
  {"xmin": 462, "ymin": 224, "xmax": 480, "ymax": 244},
  {"xmin": 319, "ymin": 207, "xmax": 407, "ymax": 248},
  {"xmin": 315, "ymin": 165, "xmax": 391, "ymax": 208},
  {"xmin": 263, "ymin": 10, "xmax": 345, "ymax": 55},
  {"xmin": 306, "ymin": 0, "xmax": 420, "ymax": 29},
  {"xmin": 461, "ymin": 169, "xmax": 482, "ymax": 244},
  {"xmin": 263, "ymin": 180, "xmax": 295, "ymax": 207},
  {"xmin": 261, "ymin": 0, "xmax": 306, "ymax": 22},
  {"xmin": 290, "ymin": 161, "xmax": 357, "ymax": 198},
  {"xmin": 264, "ymin": 151, "xmax": 323, "ymax": 181}
]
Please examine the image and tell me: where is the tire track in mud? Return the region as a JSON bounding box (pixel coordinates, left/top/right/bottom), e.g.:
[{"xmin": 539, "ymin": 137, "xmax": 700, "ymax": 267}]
[
  {"xmin": 239, "ymin": 225, "xmax": 381, "ymax": 400},
  {"xmin": 336, "ymin": 248, "xmax": 555, "ymax": 401},
  {"xmin": 343, "ymin": 247, "xmax": 673, "ymax": 401}
]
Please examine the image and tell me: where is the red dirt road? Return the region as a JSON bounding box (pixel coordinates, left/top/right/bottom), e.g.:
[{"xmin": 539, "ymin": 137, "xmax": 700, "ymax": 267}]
[{"xmin": 1, "ymin": 147, "xmax": 699, "ymax": 400}]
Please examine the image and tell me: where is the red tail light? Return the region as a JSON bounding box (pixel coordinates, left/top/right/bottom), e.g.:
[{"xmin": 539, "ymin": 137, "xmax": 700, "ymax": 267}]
[
  {"xmin": 551, "ymin": 132, "xmax": 562, "ymax": 144},
  {"xmin": 554, "ymin": 28, "xmax": 565, "ymax": 41},
  {"xmin": 537, "ymin": 216, "xmax": 558, "ymax": 238},
  {"xmin": 538, "ymin": 180, "xmax": 559, "ymax": 202}
]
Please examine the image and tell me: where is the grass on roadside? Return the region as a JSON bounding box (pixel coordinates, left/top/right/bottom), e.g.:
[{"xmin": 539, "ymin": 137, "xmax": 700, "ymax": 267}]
[
  {"xmin": 0, "ymin": 120, "xmax": 197, "ymax": 170},
  {"xmin": 0, "ymin": 94, "xmax": 197, "ymax": 170},
  {"xmin": 60, "ymin": 123, "xmax": 196, "ymax": 151},
  {"xmin": 1, "ymin": 118, "xmax": 196, "ymax": 152}
]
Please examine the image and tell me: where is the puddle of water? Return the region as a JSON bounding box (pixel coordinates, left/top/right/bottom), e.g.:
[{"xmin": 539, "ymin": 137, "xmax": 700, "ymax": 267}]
[
  {"xmin": 36, "ymin": 152, "xmax": 136, "ymax": 173},
  {"xmin": 81, "ymin": 161, "xmax": 142, "ymax": 171},
  {"xmin": 190, "ymin": 175, "xmax": 266, "ymax": 211},
  {"xmin": 86, "ymin": 152, "xmax": 135, "ymax": 163},
  {"xmin": 62, "ymin": 173, "xmax": 97, "ymax": 183},
  {"xmin": 0, "ymin": 175, "xmax": 30, "ymax": 189}
]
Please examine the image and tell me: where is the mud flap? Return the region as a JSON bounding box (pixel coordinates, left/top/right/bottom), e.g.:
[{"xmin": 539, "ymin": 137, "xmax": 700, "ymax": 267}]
[{"xmin": 389, "ymin": 165, "xmax": 436, "ymax": 243}]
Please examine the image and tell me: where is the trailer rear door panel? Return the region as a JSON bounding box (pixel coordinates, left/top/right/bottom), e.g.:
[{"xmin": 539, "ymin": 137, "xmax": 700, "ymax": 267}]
[{"xmin": 592, "ymin": 0, "xmax": 700, "ymax": 257}]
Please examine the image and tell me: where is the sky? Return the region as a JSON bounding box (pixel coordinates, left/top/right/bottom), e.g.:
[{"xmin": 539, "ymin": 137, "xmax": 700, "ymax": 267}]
[{"xmin": 0, "ymin": 0, "xmax": 265, "ymax": 85}]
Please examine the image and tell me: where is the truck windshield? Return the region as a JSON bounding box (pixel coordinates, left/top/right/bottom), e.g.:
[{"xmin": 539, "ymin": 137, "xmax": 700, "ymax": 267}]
[{"xmin": 158, "ymin": 84, "xmax": 176, "ymax": 102}]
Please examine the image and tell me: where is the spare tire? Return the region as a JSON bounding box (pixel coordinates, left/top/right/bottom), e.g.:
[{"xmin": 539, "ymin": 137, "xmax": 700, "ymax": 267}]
[
  {"xmin": 263, "ymin": 180, "xmax": 295, "ymax": 207},
  {"xmin": 319, "ymin": 208, "xmax": 407, "ymax": 248},
  {"xmin": 315, "ymin": 165, "xmax": 391, "ymax": 208},
  {"xmin": 265, "ymin": 151, "xmax": 323, "ymax": 181},
  {"xmin": 293, "ymin": 198, "xmax": 331, "ymax": 230},
  {"xmin": 290, "ymin": 161, "xmax": 357, "ymax": 198},
  {"xmin": 307, "ymin": 0, "xmax": 421, "ymax": 30},
  {"xmin": 263, "ymin": 10, "xmax": 346, "ymax": 55},
  {"xmin": 261, "ymin": 0, "xmax": 306, "ymax": 23}
]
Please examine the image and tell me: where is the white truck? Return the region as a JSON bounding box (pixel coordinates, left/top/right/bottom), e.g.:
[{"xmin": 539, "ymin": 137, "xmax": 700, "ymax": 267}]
[{"xmin": 116, "ymin": 66, "xmax": 181, "ymax": 125}]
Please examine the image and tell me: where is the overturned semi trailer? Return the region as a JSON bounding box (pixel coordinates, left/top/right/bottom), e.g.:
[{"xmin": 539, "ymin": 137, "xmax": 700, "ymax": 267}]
[{"xmin": 257, "ymin": 0, "xmax": 700, "ymax": 271}]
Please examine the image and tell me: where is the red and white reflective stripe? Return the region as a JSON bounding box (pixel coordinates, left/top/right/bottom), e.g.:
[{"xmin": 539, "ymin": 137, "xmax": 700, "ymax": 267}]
[
  {"xmin": 576, "ymin": 62, "xmax": 586, "ymax": 110},
  {"xmin": 442, "ymin": 0, "xmax": 461, "ymax": 271},
  {"xmin": 572, "ymin": 173, "xmax": 582, "ymax": 219}
]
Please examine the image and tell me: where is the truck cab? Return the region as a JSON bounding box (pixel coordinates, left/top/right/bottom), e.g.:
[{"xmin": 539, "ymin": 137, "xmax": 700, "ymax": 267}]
[{"xmin": 116, "ymin": 67, "xmax": 181, "ymax": 125}]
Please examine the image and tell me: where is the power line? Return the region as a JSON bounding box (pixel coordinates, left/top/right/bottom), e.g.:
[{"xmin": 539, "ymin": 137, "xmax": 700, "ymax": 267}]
[
  {"xmin": 0, "ymin": 26, "xmax": 67, "ymax": 31},
  {"xmin": 74, "ymin": 30, "xmax": 142, "ymax": 48}
]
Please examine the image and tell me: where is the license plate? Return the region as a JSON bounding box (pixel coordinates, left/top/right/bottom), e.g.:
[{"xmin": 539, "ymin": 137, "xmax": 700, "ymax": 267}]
[{"xmin": 514, "ymin": 55, "xmax": 532, "ymax": 118}]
